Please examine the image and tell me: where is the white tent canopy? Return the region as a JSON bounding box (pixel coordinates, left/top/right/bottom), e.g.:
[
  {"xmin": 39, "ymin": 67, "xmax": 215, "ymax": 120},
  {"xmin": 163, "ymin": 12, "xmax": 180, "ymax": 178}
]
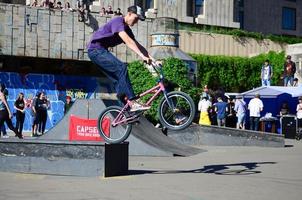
[{"xmin": 241, "ymin": 86, "xmax": 302, "ymax": 98}]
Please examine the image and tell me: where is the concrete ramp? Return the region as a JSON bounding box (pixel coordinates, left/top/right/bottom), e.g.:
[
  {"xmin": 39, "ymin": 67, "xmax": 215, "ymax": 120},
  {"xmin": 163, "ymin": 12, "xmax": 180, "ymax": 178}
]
[
  {"xmin": 168, "ymin": 124, "xmax": 285, "ymax": 148},
  {"xmin": 39, "ymin": 99, "xmax": 203, "ymax": 156},
  {"xmin": 132, "ymin": 117, "xmax": 202, "ymax": 156}
]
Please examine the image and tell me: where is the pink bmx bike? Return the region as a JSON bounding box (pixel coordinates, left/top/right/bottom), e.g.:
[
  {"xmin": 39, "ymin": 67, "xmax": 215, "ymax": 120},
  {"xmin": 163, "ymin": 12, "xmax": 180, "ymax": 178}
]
[{"xmin": 97, "ymin": 62, "xmax": 196, "ymax": 144}]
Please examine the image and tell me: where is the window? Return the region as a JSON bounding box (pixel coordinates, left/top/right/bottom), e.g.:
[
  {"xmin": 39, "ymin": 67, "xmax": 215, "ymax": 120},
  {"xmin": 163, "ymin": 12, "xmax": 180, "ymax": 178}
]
[
  {"xmin": 135, "ymin": 0, "xmax": 153, "ymax": 10},
  {"xmin": 282, "ymin": 7, "xmax": 296, "ymax": 30},
  {"xmin": 195, "ymin": 0, "xmax": 204, "ymax": 16},
  {"xmin": 146, "ymin": 0, "xmax": 154, "ymax": 9},
  {"xmin": 234, "ymin": 0, "xmax": 244, "ymax": 28}
]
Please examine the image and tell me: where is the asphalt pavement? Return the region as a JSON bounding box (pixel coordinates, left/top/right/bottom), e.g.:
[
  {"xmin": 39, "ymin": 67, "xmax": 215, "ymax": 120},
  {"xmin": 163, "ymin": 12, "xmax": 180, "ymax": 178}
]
[{"xmin": 0, "ymin": 139, "xmax": 301, "ymax": 200}]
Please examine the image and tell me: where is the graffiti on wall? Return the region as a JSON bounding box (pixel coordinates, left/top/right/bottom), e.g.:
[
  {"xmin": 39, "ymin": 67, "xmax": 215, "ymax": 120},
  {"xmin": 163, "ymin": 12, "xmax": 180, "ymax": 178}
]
[{"xmin": 0, "ymin": 72, "xmax": 113, "ymax": 132}]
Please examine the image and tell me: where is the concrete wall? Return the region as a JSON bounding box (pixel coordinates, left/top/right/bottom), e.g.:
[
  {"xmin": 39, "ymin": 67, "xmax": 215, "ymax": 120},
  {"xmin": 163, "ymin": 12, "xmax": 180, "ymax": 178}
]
[
  {"xmin": 0, "ymin": 3, "xmax": 151, "ymax": 62},
  {"xmin": 0, "ymin": 3, "xmax": 288, "ymax": 62},
  {"xmin": 243, "ymin": 0, "xmax": 302, "ymax": 37},
  {"xmin": 179, "ymin": 30, "xmax": 286, "ymax": 57},
  {"xmin": 195, "ymin": 0, "xmax": 239, "ymax": 28}
]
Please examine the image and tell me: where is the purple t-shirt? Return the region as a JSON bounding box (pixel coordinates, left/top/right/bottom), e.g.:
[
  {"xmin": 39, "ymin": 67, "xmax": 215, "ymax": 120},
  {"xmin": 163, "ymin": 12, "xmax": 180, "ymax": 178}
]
[{"xmin": 87, "ymin": 16, "xmax": 135, "ymax": 49}]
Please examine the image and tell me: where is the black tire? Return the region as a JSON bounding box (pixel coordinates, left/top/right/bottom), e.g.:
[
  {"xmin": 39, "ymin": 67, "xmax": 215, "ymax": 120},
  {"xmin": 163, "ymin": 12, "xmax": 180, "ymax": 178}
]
[
  {"xmin": 158, "ymin": 91, "xmax": 196, "ymax": 131},
  {"xmin": 97, "ymin": 106, "xmax": 132, "ymax": 144}
]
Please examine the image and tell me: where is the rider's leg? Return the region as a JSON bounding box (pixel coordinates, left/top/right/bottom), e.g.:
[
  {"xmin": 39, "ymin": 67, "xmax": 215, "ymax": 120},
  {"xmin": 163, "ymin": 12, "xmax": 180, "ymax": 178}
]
[
  {"xmin": 88, "ymin": 48, "xmax": 125, "ymax": 95},
  {"xmin": 88, "ymin": 48, "xmax": 149, "ymax": 111}
]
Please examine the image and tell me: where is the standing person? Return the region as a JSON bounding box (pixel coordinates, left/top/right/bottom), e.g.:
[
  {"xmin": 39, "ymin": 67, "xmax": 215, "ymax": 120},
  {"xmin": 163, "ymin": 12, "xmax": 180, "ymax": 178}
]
[
  {"xmin": 64, "ymin": 96, "xmax": 73, "ymax": 114},
  {"xmin": 201, "ymin": 85, "xmax": 210, "ymax": 100},
  {"xmin": 214, "ymin": 97, "xmax": 228, "ymax": 127},
  {"xmin": 14, "ymin": 93, "xmax": 26, "ymax": 135},
  {"xmin": 0, "ymin": 84, "xmax": 8, "ymax": 138},
  {"xmin": 114, "ymin": 8, "xmax": 123, "ymax": 16},
  {"xmin": 106, "ymin": 5, "xmax": 114, "ymax": 15},
  {"xmin": 296, "ymin": 97, "xmax": 302, "ymax": 130},
  {"xmin": 35, "ymin": 92, "xmax": 50, "ymax": 135},
  {"xmin": 248, "ymin": 93, "xmax": 264, "ymax": 131},
  {"xmin": 100, "ymin": 7, "xmax": 106, "ymax": 16},
  {"xmin": 261, "ymin": 59, "xmax": 273, "ymax": 86},
  {"xmin": 226, "ymin": 97, "xmax": 236, "ymax": 128},
  {"xmin": 62, "ymin": 1, "xmax": 73, "ymax": 12},
  {"xmin": 234, "ymin": 95, "xmax": 247, "ymax": 129},
  {"xmin": 283, "ymin": 55, "xmax": 296, "ymax": 87},
  {"xmin": 280, "ymin": 102, "xmax": 290, "ymax": 117},
  {"xmin": 77, "ymin": 0, "xmax": 89, "ymax": 22},
  {"xmin": 31, "ymin": 92, "xmax": 40, "ymax": 137},
  {"xmin": 87, "ymin": 5, "xmax": 155, "ymax": 112},
  {"xmin": 198, "ymin": 96, "xmax": 212, "ymax": 125},
  {"xmin": 0, "ymin": 85, "xmax": 22, "ymax": 139}
]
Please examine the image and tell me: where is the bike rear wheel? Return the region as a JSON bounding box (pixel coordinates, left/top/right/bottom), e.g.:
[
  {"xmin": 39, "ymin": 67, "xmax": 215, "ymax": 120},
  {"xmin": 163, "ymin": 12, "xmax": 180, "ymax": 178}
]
[
  {"xmin": 158, "ymin": 91, "xmax": 195, "ymax": 131},
  {"xmin": 97, "ymin": 106, "xmax": 132, "ymax": 144}
]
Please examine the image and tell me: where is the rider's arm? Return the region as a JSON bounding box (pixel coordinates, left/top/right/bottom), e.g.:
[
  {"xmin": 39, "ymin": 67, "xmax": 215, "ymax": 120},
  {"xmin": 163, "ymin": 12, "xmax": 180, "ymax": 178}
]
[{"xmin": 118, "ymin": 31, "xmax": 151, "ymax": 62}]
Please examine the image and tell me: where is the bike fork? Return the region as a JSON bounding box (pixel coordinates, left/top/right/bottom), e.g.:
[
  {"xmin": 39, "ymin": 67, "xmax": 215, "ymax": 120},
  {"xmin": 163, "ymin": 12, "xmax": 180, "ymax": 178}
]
[{"xmin": 163, "ymin": 92, "xmax": 175, "ymax": 110}]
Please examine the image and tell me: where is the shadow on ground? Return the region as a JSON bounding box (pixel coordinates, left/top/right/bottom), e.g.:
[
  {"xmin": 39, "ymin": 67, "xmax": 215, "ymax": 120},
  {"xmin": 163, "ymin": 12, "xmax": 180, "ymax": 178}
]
[{"xmin": 129, "ymin": 162, "xmax": 276, "ymax": 176}]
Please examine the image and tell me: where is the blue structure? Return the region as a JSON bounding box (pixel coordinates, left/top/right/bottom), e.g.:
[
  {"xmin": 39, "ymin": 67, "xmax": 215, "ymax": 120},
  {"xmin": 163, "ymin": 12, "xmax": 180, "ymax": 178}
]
[
  {"xmin": 0, "ymin": 72, "xmax": 114, "ymax": 132},
  {"xmin": 242, "ymin": 86, "xmax": 302, "ymax": 132}
]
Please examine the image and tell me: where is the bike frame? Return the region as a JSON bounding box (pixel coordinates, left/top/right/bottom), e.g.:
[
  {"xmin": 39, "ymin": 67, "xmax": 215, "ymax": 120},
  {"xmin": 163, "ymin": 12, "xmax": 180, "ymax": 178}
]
[{"xmin": 111, "ymin": 63, "xmax": 171, "ymax": 126}]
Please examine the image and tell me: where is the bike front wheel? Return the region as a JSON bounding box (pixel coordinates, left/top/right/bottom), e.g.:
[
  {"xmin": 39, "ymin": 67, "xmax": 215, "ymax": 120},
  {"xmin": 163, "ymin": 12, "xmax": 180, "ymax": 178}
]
[
  {"xmin": 158, "ymin": 91, "xmax": 196, "ymax": 131},
  {"xmin": 97, "ymin": 106, "xmax": 132, "ymax": 144}
]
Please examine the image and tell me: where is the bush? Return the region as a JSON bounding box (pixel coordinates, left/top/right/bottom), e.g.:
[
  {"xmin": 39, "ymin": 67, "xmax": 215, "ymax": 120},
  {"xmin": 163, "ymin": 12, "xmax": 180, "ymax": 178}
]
[
  {"xmin": 128, "ymin": 51, "xmax": 285, "ymax": 123},
  {"xmin": 191, "ymin": 51, "xmax": 285, "ymax": 92}
]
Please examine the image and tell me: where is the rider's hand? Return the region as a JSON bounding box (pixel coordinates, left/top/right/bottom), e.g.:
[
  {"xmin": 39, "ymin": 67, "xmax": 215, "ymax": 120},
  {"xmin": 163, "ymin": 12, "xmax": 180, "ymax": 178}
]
[
  {"xmin": 155, "ymin": 60, "xmax": 163, "ymax": 66},
  {"xmin": 143, "ymin": 57, "xmax": 152, "ymax": 65}
]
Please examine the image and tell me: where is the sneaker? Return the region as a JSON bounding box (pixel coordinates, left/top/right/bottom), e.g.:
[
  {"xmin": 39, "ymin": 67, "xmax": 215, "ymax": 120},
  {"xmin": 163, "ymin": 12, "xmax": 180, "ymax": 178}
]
[
  {"xmin": 130, "ymin": 101, "xmax": 150, "ymax": 112},
  {"xmin": 2, "ymin": 135, "xmax": 9, "ymax": 139},
  {"xmin": 175, "ymin": 115, "xmax": 187, "ymax": 125}
]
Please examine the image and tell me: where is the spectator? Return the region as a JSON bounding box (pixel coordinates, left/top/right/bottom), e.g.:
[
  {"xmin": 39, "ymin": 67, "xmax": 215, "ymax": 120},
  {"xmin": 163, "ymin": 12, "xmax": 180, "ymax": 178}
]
[
  {"xmin": 283, "ymin": 55, "xmax": 296, "ymax": 86},
  {"xmin": 201, "ymin": 85, "xmax": 210, "ymax": 100},
  {"xmin": 198, "ymin": 96, "xmax": 212, "ymax": 125},
  {"xmin": 114, "ymin": 8, "xmax": 123, "ymax": 16},
  {"xmin": 106, "ymin": 5, "xmax": 114, "ymax": 15},
  {"xmin": 62, "ymin": 1, "xmax": 73, "ymax": 12},
  {"xmin": 64, "ymin": 96, "xmax": 73, "ymax": 114},
  {"xmin": 208, "ymin": 98, "xmax": 217, "ymax": 125},
  {"xmin": 31, "ymin": 0, "xmax": 39, "ymax": 7},
  {"xmin": 49, "ymin": 0, "xmax": 56, "ymax": 9},
  {"xmin": 0, "ymin": 84, "xmax": 8, "ymax": 138},
  {"xmin": 55, "ymin": 1, "xmax": 62, "ymax": 9},
  {"xmin": 261, "ymin": 59, "xmax": 273, "ymax": 86},
  {"xmin": 297, "ymin": 97, "xmax": 302, "ymax": 130},
  {"xmin": 35, "ymin": 92, "xmax": 50, "ymax": 135},
  {"xmin": 0, "ymin": 83, "xmax": 22, "ymax": 139},
  {"xmin": 100, "ymin": 7, "xmax": 106, "ymax": 16},
  {"xmin": 280, "ymin": 102, "xmax": 290, "ymax": 117},
  {"xmin": 14, "ymin": 93, "xmax": 26, "ymax": 136},
  {"xmin": 248, "ymin": 93, "xmax": 263, "ymax": 131},
  {"xmin": 214, "ymin": 97, "xmax": 228, "ymax": 127},
  {"xmin": 77, "ymin": 0, "xmax": 90, "ymax": 22},
  {"xmin": 234, "ymin": 95, "xmax": 247, "ymax": 129},
  {"xmin": 226, "ymin": 97, "xmax": 236, "ymax": 128},
  {"xmin": 40, "ymin": 0, "xmax": 50, "ymax": 8},
  {"xmin": 31, "ymin": 92, "xmax": 40, "ymax": 137}
]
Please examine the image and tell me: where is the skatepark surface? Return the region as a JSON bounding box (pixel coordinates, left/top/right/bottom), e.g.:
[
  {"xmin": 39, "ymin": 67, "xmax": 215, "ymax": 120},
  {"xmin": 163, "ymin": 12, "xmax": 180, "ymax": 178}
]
[{"xmin": 0, "ymin": 139, "xmax": 301, "ymax": 200}]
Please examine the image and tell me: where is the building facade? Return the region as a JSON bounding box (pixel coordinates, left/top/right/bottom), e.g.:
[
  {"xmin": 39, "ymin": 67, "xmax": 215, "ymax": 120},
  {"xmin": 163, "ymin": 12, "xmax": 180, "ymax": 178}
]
[
  {"xmin": 21, "ymin": 0, "xmax": 302, "ymax": 36},
  {"xmin": 235, "ymin": 0, "xmax": 302, "ymax": 37}
]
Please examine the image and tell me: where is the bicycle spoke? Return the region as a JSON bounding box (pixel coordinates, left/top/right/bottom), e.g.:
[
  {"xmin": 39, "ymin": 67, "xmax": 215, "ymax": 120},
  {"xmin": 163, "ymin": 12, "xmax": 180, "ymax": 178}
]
[
  {"xmin": 97, "ymin": 106, "xmax": 132, "ymax": 144},
  {"xmin": 159, "ymin": 92, "xmax": 195, "ymax": 130}
]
